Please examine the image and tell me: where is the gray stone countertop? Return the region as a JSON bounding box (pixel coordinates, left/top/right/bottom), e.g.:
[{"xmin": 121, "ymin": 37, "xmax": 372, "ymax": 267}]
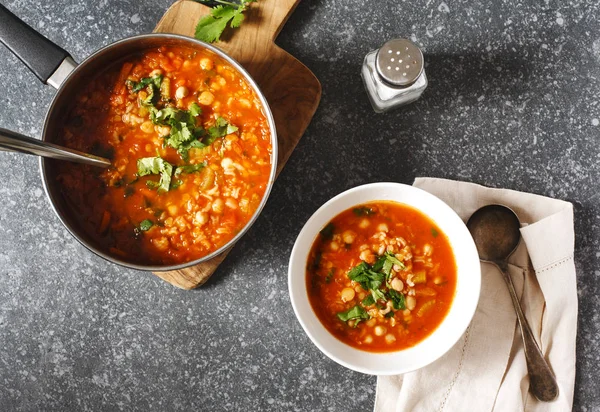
[{"xmin": 0, "ymin": 0, "xmax": 598, "ymax": 410}]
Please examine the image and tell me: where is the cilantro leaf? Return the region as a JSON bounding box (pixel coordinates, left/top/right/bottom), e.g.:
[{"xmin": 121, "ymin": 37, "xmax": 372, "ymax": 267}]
[
  {"xmin": 206, "ymin": 116, "xmax": 238, "ymax": 144},
  {"xmin": 127, "ymin": 75, "xmax": 163, "ymax": 93},
  {"xmin": 137, "ymin": 157, "xmax": 173, "ymax": 193},
  {"xmin": 189, "ymin": 102, "xmax": 203, "ymax": 117},
  {"xmin": 352, "ymin": 207, "xmax": 375, "ymax": 216},
  {"xmin": 194, "ymin": 1, "xmax": 256, "ymax": 43},
  {"xmin": 139, "ymin": 219, "xmax": 154, "ymax": 231},
  {"xmin": 388, "ymin": 289, "xmax": 406, "ymax": 310},
  {"xmin": 337, "ymin": 305, "xmax": 369, "ymax": 323},
  {"xmin": 431, "ymin": 227, "xmax": 439, "ymax": 238},
  {"xmin": 371, "ymin": 288, "xmax": 387, "ymax": 302},
  {"xmin": 174, "ymin": 161, "xmax": 207, "ymax": 178},
  {"xmin": 385, "ymin": 252, "xmax": 405, "ymax": 269},
  {"xmin": 361, "ymin": 294, "xmax": 375, "ymax": 306},
  {"xmin": 319, "ymin": 223, "xmax": 335, "ymax": 240}
]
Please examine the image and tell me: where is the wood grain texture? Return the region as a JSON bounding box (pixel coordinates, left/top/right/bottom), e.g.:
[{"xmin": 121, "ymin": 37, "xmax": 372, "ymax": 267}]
[{"xmin": 152, "ymin": 0, "xmax": 321, "ymax": 289}]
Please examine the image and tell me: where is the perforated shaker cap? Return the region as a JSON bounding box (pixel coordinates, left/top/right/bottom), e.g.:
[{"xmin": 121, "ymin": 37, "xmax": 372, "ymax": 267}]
[{"xmin": 375, "ymin": 39, "xmax": 424, "ymax": 87}]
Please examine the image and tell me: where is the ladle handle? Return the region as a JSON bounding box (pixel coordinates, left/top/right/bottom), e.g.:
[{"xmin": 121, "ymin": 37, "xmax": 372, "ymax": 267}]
[
  {"xmin": 495, "ymin": 260, "xmax": 559, "ymax": 402},
  {"xmin": 0, "ymin": 128, "xmax": 111, "ymax": 168},
  {"xmin": 0, "ymin": 3, "xmax": 71, "ymax": 83}
]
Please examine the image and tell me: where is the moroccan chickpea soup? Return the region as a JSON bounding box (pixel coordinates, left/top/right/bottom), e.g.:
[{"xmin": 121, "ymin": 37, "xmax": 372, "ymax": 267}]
[
  {"xmin": 306, "ymin": 201, "xmax": 457, "ymax": 352},
  {"xmin": 55, "ymin": 45, "xmax": 272, "ymax": 265}
]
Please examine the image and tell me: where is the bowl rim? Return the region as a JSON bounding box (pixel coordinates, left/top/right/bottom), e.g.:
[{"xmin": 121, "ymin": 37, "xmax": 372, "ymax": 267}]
[
  {"xmin": 40, "ymin": 33, "xmax": 278, "ymax": 272},
  {"xmin": 288, "ymin": 182, "xmax": 481, "ymax": 375}
]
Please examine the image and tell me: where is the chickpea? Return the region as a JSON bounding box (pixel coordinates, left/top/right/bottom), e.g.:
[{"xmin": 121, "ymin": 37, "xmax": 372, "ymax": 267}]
[
  {"xmin": 341, "ymin": 288, "xmax": 355, "ymax": 302},
  {"xmin": 140, "ymin": 121, "xmax": 154, "ymax": 134},
  {"xmin": 366, "ymin": 318, "xmax": 376, "ymax": 328},
  {"xmin": 212, "ymin": 198, "xmax": 225, "ymax": 213},
  {"xmin": 359, "ymin": 249, "xmax": 375, "ymax": 263},
  {"xmin": 359, "ymin": 219, "xmax": 370, "ymax": 229},
  {"xmin": 149, "ymin": 69, "xmax": 163, "ymax": 77},
  {"xmin": 199, "ymin": 57, "xmax": 214, "ymax": 71},
  {"xmin": 374, "ymin": 325, "xmax": 387, "ymax": 336},
  {"xmin": 167, "ymin": 204, "xmax": 178, "ymax": 216},
  {"xmin": 391, "ymin": 278, "xmax": 404, "ymax": 292},
  {"xmin": 364, "ymin": 335, "xmax": 373, "ymax": 344},
  {"xmin": 385, "ymin": 334, "xmax": 396, "ymax": 344},
  {"xmin": 225, "ymin": 198, "xmax": 238, "ymax": 209},
  {"xmin": 175, "ymin": 86, "xmax": 189, "ymax": 100},
  {"xmin": 377, "ymin": 223, "xmax": 389, "ymax": 232},
  {"xmin": 198, "ymin": 91, "xmax": 215, "ymax": 106},
  {"xmin": 330, "ymin": 241, "xmax": 340, "ymax": 252},
  {"xmin": 406, "ymin": 296, "xmax": 417, "ymax": 311},
  {"xmin": 423, "ymin": 243, "xmax": 433, "ymax": 256},
  {"xmin": 342, "ymin": 230, "xmax": 356, "ymax": 244}
]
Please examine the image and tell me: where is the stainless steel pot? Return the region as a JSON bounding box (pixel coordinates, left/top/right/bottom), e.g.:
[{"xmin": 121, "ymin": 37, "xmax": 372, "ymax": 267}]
[{"xmin": 0, "ymin": 4, "xmax": 278, "ymax": 271}]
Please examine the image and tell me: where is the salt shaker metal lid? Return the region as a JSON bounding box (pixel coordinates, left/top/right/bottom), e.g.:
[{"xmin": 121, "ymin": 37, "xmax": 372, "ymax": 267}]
[
  {"xmin": 361, "ymin": 38, "xmax": 428, "ymax": 113},
  {"xmin": 375, "ymin": 39, "xmax": 424, "ymax": 87}
]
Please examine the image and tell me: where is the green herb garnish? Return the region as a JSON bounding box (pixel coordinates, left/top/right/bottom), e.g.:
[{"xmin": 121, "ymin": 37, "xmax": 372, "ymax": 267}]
[
  {"xmin": 431, "ymin": 227, "xmax": 439, "ymax": 238},
  {"xmin": 139, "ymin": 219, "xmax": 154, "ymax": 231},
  {"xmin": 174, "ymin": 161, "xmax": 207, "ymax": 178},
  {"xmin": 319, "ymin": 223, "xmax": 335, "ymax": 240},
  {"xmin": 137, "ymin": 157, "xmax": 173, "ymax": 193},
  {"xmin": 195, "ymin": 0, "xmax": 257, "ymax": 43},
  {"xmin": 352, "ymin": 207, "xmax": 375, "ymax": 216},
  {"xmin": 337, "ymin": 305, "xmax": 369, "ymax": 323},
  {"xmin": 388, "ymin": 289, "xmax": 406, "ymax": 310},
  {"xmin": 127, "ymin": 75, "xmax": 163, "ymax": 93},
  {"xmin": 325, "ymin": 269, "xmax": 334, "ymax": 284}
]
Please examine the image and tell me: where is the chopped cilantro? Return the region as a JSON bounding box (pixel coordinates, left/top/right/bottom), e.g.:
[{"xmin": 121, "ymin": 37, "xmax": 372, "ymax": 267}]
[
  {"xmin": 352, "ymin": 207, "xmax": 375, "ymax": 216},
  {"xmin": 127, "ymin": 75, "xmax": 163, "ymax": 93},
  {"xmin": 174, "ymin": 161, "xmax": 207, "ymax": 178},
  {"xmin": 388, "ymin": 289, "xmax": 406, "ymax": 310},
  {"xmin": 319, "ymin": 223, "xmax": 335, "ymax": 240},
  {"xmin": 385, "ymin": 252, "xmax": 405, "ymax": 269},
  {"xmin": 137, "ymin": 157, "xmax": 173, "ymax": 193},
  {"xmin": 361, "ymin": 294, "xmax": 375, "ymax": 306},
  {"xmin": 207, "ymin": 116, "xmax": 239, "ymax": 142},
  {"xmin": 325, "ymin": 269, "xmax": 334, "ymax": 284},
  {"xmin": 337, "ymin": 305, "xmax": 369, "ymax": 323},
  {"xmin": 189, "ymin": 102, "xmax": 202, "ymax": 117},
  {"xmin": 431, "ymin": 227, "xmax": 439, "ymax": 238},
  {"xmin": 371, "ymin": 288, "xmax": 387, "ymax": 302},
  {"xmin": 124, "ymin": 186, "xmax": 134, "ymax": 197},
  {"xmin": 139, "ymin": 219, "xmax": 154, "ymax": 231}
]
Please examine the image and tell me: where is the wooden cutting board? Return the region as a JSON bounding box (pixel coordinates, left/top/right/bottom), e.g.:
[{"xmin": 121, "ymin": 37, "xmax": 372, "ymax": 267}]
[{"xmin": 151, "ymin": 0, "xmax": 321, "ymax": 289}]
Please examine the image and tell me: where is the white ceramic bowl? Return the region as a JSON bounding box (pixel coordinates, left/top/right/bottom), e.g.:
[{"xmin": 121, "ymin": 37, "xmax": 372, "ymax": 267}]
[{"xmin": 288, "ymin": 182, "xmax": 481, "ymax": 375}]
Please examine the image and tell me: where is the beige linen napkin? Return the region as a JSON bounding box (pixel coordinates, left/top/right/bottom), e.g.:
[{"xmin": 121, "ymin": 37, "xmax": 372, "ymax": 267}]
[{"xmin": 375, "ymin": 178, "xmax": 577, "ymax": 412}]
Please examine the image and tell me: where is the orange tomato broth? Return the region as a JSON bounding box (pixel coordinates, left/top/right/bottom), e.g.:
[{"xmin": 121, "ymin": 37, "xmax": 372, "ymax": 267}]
[
  {"xmin": 55, "ymin": 45, "xmax": 272, "ymax": 265},
  {"xmin": 306, "ymin": 201, "xmax": 457, "ymax": 352}
]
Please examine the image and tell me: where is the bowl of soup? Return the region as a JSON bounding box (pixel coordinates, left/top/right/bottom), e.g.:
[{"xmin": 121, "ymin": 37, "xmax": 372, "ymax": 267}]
[{"xmin": 288, "ymin": 183, "xmax": 480, "ymax": 375}]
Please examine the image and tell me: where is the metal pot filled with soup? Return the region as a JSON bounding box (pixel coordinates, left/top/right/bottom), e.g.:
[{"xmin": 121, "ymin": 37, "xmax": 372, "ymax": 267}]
[{"xmin": 0, "ymin": 5, "xmax": 277, "ymax": 270}]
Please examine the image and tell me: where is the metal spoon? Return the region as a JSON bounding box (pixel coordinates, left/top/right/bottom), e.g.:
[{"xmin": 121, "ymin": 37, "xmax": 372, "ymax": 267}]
[
  {"xmin": 0, "ymin": 128, "xmax": 110, "ymax": 168},
  {"xmin": 467, "ymin": 204, "xmax": 559, "ymax": 402}
]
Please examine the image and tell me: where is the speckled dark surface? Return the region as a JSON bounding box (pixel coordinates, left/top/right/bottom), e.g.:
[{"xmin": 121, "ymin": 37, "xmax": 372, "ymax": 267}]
[{"xmin": 0, "ymin": 0, "xmax": 598, "ymax": 410}]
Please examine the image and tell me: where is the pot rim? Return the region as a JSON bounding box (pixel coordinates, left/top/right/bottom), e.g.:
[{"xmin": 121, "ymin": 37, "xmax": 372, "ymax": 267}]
[{"xmin": 40, "ymin": 33, "xmax": 278, "ymax": 272}]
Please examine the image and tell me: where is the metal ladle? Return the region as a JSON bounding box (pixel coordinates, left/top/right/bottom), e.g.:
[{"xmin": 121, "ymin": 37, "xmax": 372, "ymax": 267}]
[
  {"xmin": 0, "ymin": 128, "xmax": 110, "ymax": 168},
  {"xmin": 467, "ymin": 204, "xmax": 559, "ymax": 402}
]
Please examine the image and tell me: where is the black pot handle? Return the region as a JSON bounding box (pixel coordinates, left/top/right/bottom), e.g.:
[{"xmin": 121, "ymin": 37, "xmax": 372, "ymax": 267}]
[{"xmin": 0, "ymin": 3, "xmax": 71, "ymax": 83}]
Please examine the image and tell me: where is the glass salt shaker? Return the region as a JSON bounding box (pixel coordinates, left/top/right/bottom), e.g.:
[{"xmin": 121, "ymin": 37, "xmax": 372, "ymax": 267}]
[{"xmin": 361, "ymin": 39, "xmax": 428, "ymax": 113}]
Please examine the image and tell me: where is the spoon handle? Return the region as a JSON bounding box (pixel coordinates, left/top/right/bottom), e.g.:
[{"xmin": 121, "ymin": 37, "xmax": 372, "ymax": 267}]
[
  {"xmin": 0, "ymin": 128, "xmax": 111, "ymax": 168},
  {"xmin": 495, "ymin": 260, "xmax": 559, "ymax": 402}
]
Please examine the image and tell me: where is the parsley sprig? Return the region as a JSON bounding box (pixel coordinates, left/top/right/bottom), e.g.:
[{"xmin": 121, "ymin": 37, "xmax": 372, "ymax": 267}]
[{"xmin": 195, "ymin": 0, "xmax": 257, "ymax": 43}]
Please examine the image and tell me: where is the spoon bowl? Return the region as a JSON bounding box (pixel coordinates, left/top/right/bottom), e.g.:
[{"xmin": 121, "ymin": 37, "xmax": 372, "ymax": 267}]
[{"xmin": 467, "ymin": 204, "xmax": 559, "ymax": 402}]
